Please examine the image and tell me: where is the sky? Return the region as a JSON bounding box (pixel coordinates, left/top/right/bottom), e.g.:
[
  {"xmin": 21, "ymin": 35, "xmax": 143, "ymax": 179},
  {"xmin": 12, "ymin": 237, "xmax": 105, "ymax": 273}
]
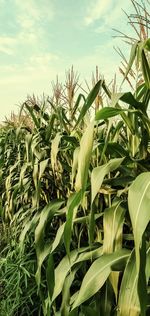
[{"xmin": 0, "ymin": 0, "xmax": 135, "ymax": 120}]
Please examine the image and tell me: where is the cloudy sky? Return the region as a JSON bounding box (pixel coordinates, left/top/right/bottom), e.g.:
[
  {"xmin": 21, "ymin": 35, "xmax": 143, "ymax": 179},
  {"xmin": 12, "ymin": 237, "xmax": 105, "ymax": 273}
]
[{"xmin": 0, "ymin": 0, "xmax": 135, "ymax": 120}]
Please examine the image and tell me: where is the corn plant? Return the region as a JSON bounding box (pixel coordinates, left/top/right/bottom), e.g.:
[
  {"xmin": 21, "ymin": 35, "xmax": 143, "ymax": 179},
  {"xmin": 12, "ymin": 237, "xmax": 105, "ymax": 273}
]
[{"xmin": 0, "ymin": 3, "xmax": 150, "ymax": 315}]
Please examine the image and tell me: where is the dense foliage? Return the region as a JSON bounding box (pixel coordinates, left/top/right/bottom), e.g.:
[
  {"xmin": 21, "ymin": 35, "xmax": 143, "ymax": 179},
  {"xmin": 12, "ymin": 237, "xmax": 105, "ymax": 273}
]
[{"xmin": 0, "ymin": 2, "xmax": 150, "ymax": 315}]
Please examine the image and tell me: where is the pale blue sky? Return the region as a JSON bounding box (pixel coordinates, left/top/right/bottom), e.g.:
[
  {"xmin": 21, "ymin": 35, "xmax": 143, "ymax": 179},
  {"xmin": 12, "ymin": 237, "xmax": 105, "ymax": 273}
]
[{"xmin": 0, "ymin": 0, "xmax": 135, "ymax": 120}]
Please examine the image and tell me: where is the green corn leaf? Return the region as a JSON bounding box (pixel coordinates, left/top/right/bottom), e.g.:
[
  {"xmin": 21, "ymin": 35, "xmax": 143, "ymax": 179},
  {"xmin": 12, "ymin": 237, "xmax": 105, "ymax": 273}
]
[
  {"xmin": 33, "ymin": 157, "xmax": 39, "ymax": 190},
  {"xmin": 39, "ymin": 158, "xmax": 49, "ymax": 179},
  {"xmin": 24, "ymin": 103, "xmax": 40, "ymax": 128},
  {"xmin": 25, "ymin": 133, "xmax": 32, "ymax": 162},
  {"xmin": 117, "ymin": 250, "xmax": 140, "ymax": 316},
  {"xmin": 75, "ymin": 121, "xmax": 94, "ymax": 193},
  {"xmin": 121, "ymin": 42, "xmax": 138, "ymax": 85},
  {"xmin": 103, "ymin": 200, "xmax": 125, "ymax": 299},
  {"xmin": 68, "ymin": 309, "xmax": 78, "ymax": 316},
  {"xmin": 45, "ymin": 113, "xmax": 56, "ymax": 141},
  {"xmin": 51, "ymin": 132, "xmax": 61, "ymax": 172},
  {"xmin": 19, "ymin": 212, "xmax": 40, "ymax": 249},
  {"xmin": 96, "ymin": 107, "xmax": 136, "ymax": 134},
  {"xmin": 98, "ymin": 281, "xmax": 115, "ymax": 316},
  {"xmin": 71, "ymin": 147, "xmax": 80, "ymax": 187},
  {"xmin": 19, "ymin": 162, "xmax": 30, "ymax": 186},
  {"xmin": 52, "ymin": 249, "xmax": 79, "ymax": 302},
  {"xmin": 75, "ymin": 246, "xmax": 102, "ymax": 264},
  {"xmin": 105, "ymin": 142, "xmax": 128, "ymax": 158},
  {"xmin": 72, "ymin": 249, "xmax": 130, "ymax": 310},
  {"xmin": 51, "ymin": 223, "xmax": 65, "ymax": 253},
  {"xmin": 91, "ymin": 158, "xmax": 124, "ymax": 204},
  {"xmin": 90, "ymin": 157, "xmax": 124, "ymax": 246},
  {"xmin": 35, "ymin": 200, "xmax": 64, "ymax": 289},
  {"xmin": 33, "ymin": 103, "xmax": 49, "ymax": 122},
  {"xmin": 103, "ymin": 200, "xmax": 125, "ymax": 253},
  {"xmin": 35, "ymin": 202, "xmax": 64, "ymax": 248},
  {"xmin": 141, "ymin": 50, "xmax": 150, "ymax": 89},
  {"xmin": 95, "ymin": 107, "xmax": 126, "ymax": 121},
  {"xmin": 75, "ymin": 80, "xmax": 101, "ymax": 127},
  {"xmin": 60, "ymin": 267, "xmax": 78, "ymax": 316},
  {"xmin": 64, "ymin": 191, "xmax": 82, "ymax": 258},
  {"xmin": 35, "ymin": 243, "xmax": 52, "ymax": 291},
  {"xmin": 144, "ymin": 38, "xmax": 150, "ymax": 51},
  {"xmin": 46, "ymin": 253, "xmax": 55, "ymax": 299},
  {"xmin": 117, "ymin": 247, "xmax": 150, "ymax": 316},
  {"xmin": 136, "ymin": 83, "xmax": 147, "ymax": 101},
  {"xmin": 72, "ymin": 93, "xmax": 85, "ymax": 117},
  {"xmin": 128, "ymin": 172, "xmax": 150, "ymax": 270},
  {"xmin": 79, "ymin": 305, "xmax": 98, "ymax": 316},
  {"xmin": 52, "ymin": 246, "xmax": 102, "ymax": 302},
  {"xmin": 120, "ymin": 92, "xmax": 144, "ymax": 112},
  {"xmin": 137, "ymin": 236, "xmax": 147, "ymax": 316}
]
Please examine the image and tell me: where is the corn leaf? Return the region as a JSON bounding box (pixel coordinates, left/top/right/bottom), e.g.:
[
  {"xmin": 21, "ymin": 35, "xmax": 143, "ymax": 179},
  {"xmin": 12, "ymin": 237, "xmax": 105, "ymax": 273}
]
[
  {"xmin": 141, "ymin": 50, "xmax": 150, "ymax": 89},
  {"xmin": 117, "ymin": 247, "xmax": 150, "ymax": 316},
  {"xmin": 51, "ymin": 133, "xmax": 61, "ymax": 172},
  {"xmin": 72, "ymin": 249, "xmax": 130, "ymax": 310},
  {"xmin": 75, "ymin": 121, "xmax": 94, "ymax": 192},
  {"xmin": 71, "ymin": 147, "xmax": 80, "ymax": 187},
  {"xmin": 103, "ymin": 200, "xmax": 125, "ymax": 253},
  {"xmin": 75, "ymin": 80, "xmax": 101, "ymax": 127},
  {"xmin": 128, "ymin": 172, "xmax": 150, "ymax": 270},
  {"xmin": 121, "ymin": 42, "xmax": 138, "ymax": 85},
  {"xmin": 52, "ymin": 246, "xmax": 102, "ymax": 302},
  {"xmin": 91, "ymin": 158, "xmax": 124, "ymax": 204},
  {"xmin": 35, "ymin": 201, "xmax": 64, "ymax": 289},
  {"xmin": 95, "ymin": 107, "xmax": 127, "ymax": 121},
  {"xmin": 39, "ymin": 158, "xmax": 49, "ymax": 179},
  {"xmin": 64, "ymin": 191, "xmax": 82, "ymax": 257}
]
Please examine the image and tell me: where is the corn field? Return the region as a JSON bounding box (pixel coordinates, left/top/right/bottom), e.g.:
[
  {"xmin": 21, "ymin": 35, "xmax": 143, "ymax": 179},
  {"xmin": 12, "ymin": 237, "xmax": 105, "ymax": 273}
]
[{"xmin": 0, "ymin": 1, "xmax": 150, "ymax": 315}]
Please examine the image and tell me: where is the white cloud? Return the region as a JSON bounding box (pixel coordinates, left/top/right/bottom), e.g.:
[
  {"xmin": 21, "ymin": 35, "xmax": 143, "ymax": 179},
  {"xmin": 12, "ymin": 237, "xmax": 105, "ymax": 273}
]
[
  {"xmin": 0, "ymin": 36, "xmax": 17, "ymax": 55},
  {"xmin": 17, "ymin": 16, "xmax": 35, "ymax": 30},
  {"xmin": 0, "ymin": 39, "xmax": 127, "ymax": 121},
  {"xmin": 6, "ymin": 0, "xmax": 55, "ymax": 52},
  {"xmin": 84, "ymin": 0, "xmax": 113, "ymax": 25},
  {"xmin": 18, "ymin": 30, "xmax": 38, "ymax": 43},
  {"xmin": 15, "ymin": 0, "xmax": 54, "ymax": 30},
  {"xmin": 84, "ymin": 0, "xmax": 132, "ymax": 30},
  {"xmin": 15, "ymin": 1, "xmax": 41, "ymax": 21},
  {"xmin": 0, "ymin": 0, "xmax": 55, "ymax": 55},
  {"xmin": 0, "ymin": 31, "xmax": 38, "ymax": 55},
  {"xmin": 0, "ymin": 54, "xmax": 62, "ymax": 119},
  {"xmin": 0, "ymin": 51, "xmax": 63, "ymax": 119},
  {"xmin": 0, "ymin": 51, "xmax": 62, "ymax": 84},
  {"xmin": 0, "ymin": 46, "xmax": 13, "ymax": 55},
  {"xmin": 71, "ymin": 37, "xmax": 129, "ymax": 88},
  {"xmin": 29, "ymin": 53, "xmax": 60, "ymax": 67},
  {"xmin": 0, "ymin": 0, "xmax": 132, "ymax": 121},
  {"xmin": 95, "ymin": 0, "xmax": 131, "ymax": 34}
]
